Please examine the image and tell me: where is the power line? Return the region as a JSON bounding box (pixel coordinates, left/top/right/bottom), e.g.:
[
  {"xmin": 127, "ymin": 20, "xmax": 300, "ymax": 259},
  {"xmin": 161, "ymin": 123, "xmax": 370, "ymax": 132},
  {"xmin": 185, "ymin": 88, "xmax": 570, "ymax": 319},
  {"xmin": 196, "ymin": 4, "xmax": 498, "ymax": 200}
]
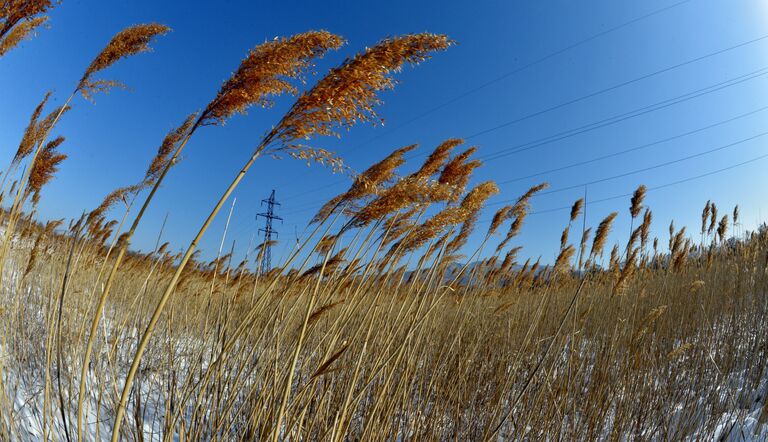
[
  {"xmin": 341, "ymin": 0, "xmax": 695, "ymax": 152},
  {"xmin": 488, "ymin": 129, "xmax": 768, "ymax": 206},
  {"xmin": 281, "ymin": 126, "xmax": 768, "ymax": 218},
  {"xmin": 281, "ymin": 44, "xmax": 768, "ymax": 205},
  {"xmin": 478, "ymin": 67, "xmax": 768, "ymax": 162},
  {"xmin": 279, "ymin": 78, "xmax": 768, "ymax": 216},
  {"xmin": 499, "ymin": 151, "xmax": 768, "ymax": 219},
  {"xmin": 499, "ymin": 104, "xmax": 768, "ymax": 184},
  {"xmin": 277, "ymin": 1, "xmax": 698, "ymax": 196},
  {"xmin": 459, "ymin": 33, "xmax": 768, "ymax": 142}
]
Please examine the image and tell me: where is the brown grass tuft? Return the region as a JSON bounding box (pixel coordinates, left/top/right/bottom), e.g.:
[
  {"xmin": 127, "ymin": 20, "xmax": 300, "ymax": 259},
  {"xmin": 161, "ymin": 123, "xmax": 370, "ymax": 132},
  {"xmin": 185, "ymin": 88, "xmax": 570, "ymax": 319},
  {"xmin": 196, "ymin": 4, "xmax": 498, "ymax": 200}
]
[{"xmin": 79, "ymin": 23, "xmax": 171, "ymax": 96}]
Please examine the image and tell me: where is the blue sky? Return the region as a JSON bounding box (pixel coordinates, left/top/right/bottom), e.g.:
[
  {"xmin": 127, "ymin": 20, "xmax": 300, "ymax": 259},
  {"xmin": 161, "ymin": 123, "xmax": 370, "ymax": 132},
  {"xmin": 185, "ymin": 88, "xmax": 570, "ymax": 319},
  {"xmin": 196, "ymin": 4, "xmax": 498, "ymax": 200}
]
[{"xmin": 3, "ymin": 0, "xmax": 768, "ymax": 267}]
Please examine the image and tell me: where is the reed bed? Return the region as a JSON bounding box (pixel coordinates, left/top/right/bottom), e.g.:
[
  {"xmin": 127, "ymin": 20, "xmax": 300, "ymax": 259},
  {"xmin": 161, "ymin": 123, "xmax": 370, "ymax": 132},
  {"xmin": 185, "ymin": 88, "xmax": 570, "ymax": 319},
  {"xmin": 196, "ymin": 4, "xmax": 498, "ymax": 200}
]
[{"xmin": 1, "ymin": 5, "xmax": 768, "ymax": 441}]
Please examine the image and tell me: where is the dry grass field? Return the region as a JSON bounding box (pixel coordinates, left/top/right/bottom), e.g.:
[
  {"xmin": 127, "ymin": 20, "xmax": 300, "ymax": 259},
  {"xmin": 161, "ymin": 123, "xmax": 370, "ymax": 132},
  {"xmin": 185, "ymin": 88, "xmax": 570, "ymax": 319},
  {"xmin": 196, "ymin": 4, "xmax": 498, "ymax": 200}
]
[{"xmin": 2, "ymin": 2, "xmax": 768, "ymax": 441}]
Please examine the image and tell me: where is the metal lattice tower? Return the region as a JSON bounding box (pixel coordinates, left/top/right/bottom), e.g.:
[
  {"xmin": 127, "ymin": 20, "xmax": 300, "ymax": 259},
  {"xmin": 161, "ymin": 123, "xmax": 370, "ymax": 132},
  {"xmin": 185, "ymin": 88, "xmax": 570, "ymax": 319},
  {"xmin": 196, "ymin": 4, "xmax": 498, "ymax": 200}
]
[{"xmin": 256, "ymin": 189, "xmax": 282, "ymax": 275}]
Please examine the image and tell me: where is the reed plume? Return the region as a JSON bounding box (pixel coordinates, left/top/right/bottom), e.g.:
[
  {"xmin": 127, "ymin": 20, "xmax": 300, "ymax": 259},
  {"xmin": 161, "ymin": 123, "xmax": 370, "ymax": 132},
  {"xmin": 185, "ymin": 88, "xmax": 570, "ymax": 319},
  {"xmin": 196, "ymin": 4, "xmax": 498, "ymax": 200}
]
[
  {"xmin": 701, "ymin": 200, "xmax": 711, "ymax": 236},
  {"xmin": 489, "ymin": 183, "xmax": 548, "ymax": 243},
  {"xmin": 22, "ymin": 218, "xmax": 60, "ymax": 279},
  {"xmin": 640, "ymin": 209, "xmax": 652, "ymax": 249},
  {"xmin": 500, "ymin": 246, "xmax": 522, "ymax": 274},
  {"xmin": 0, "ymin": 14, "xmax": 46, "ymax": 56},
  {"xmin": 578, "ymin": 227, "xmax": 592, "ymax": 270},
  {"xmin": 399, "ymin": 181, "xmax": 498, "ymax": 253},
  {"xmin": 708, "ymin": 203, "xmax": 718, "ymax": 236},
  {"xmin": 717, "ymin": 215, "xmax": 728, "ymax": 243},
  {"xmin": 672, "ymin": 238, "xmax": 691, "ymax": 272},
  {"xmin": 414, "ymin": 138, "xmax": 463, "ymax": 180},
  {"xmin": 629, "ymin": 185, "xmax": 646, "ymax": 219},
  {"xmin": 78, "ymin": 23, "xmax": 171, "ymax": 98},
  {"xmin": 445, "ymin": 210, "xmax": 479, "ymax": 254},
  {"xmin": 276, "ymin": 34, "xmax": 452, "ymax": 143},
  {"xmin": 201, "ymin": 31, "xmax": 344, "ymax": 125},
  {"xmin": 11, "ymin": 92, "xmax": 50, "ymax": 166},
  {"xmin": 590, "ymin": 212, "xmax": 618, "ymax": 259},
  {"xmin": 0, "ymin": 0, "xmax": 53, "ymax": 55},
  {"xmin": 438, "ymin": 147, "xmax": 481, "ymax": 201},
  {"xmin": 553, "ymin": 244, "xmax": 575, "ymax": 275},
  {"xmin": 496, "ymin": 214, "xmax": 525, "ymax": 253},
  {"xmin": 670, "ymin": 226, "xmax": 686, "ymax": 256},
  {"xmin": 144, "ymin": 113, "xmax": 199, "ymax": 183},
  {"xmin": 570, "ymin": 198, "xmax": 584, "ymax": 223},
  {"xmin": 488, "ymin": 206, "xmax": 512, "ymax": 237},
  {"xmin": 613, "ymin": 247, "xmax": 638, "ymax": 296},
  {"xmin": 312, "ymin": 144, "xmax": 415, "ymax": 222},
  {"xmin": 28, "ymin": 136, "xmax": 66, "ymax": 204},
  {"xmin": 608, "ymin": 244, "xmax": 621, "ymax": 274}
]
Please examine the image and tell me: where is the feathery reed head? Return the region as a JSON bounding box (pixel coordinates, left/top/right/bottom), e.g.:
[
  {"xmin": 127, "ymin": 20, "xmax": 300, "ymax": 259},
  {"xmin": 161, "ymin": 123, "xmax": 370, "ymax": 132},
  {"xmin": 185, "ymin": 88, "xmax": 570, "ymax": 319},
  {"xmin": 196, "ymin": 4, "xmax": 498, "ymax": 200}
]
[
  {"xmin": 487, "ymin": 183, "xmax": 548, "ymax": 238},
  {"xmin": 560, "ymin": 227, "xmax": 570, "ymax": 250},
  {"xmin": 512, "ymin": 182, "xmax": 549, "ymax": 214},
  {"xmin": 0, "ymin": 15, "xmax": 47, "ymax": 56},
  {"xmin": 629, "ymin": 185, "xmax": 647, "ymax": 219},
  {"xmin": 708, "ymin": 203, "xmax": 718, "ymax": 235},
  {"xmin": 276, "ymin": 33, "xmax": 451, "ymax": 145},
  {"xmin": 717, "ymin": 214, "xmax": 729, "ymax": 243},
  {"xmin": 701, "ymin": 200, "xmax": 711, "ymax": 235},
  {"xmin": 1, "ymin": 0, "xmax": 53, "ymax": 26},
  {"xmin": 144, "ymin": 112, "xmax": 198, "ymax": 183},
  {"xmin": 28, "ymin": 135, "xmax": 66, "ymax": 202},
  {"xmin": 438, "ymin": 147, "xmax": 481, "ymax": 200},
  {"xmin": 202, "ymin": 31, "xmax": 344, "ymax": 126},
  {"xmin": 312, "ymin": 144, "xmax": 415, "ymax": 223},
  {"xmin": 13, "ymin": 91, "xmax": 50, "ymax": 165},
  {"xmin": 400, "ymin": 181, "xmax": 498, "ymax": 253},
  {"xmin": 414, "ymin": 138, "xmax": 463, "ymax": 180},
  {"xmin": 1, "ymin": 0, "xmax": 53, "ymax": 56},
  {"xmin": 640, "ymin": 208, "xmax": 652, "ymax": 247},
  {"xmin": 487, "ymin": 206, "xmax": 512, "ymax": 237},
  {"xmin": 553, "ymin": 244, "xmax": 575, "ymax": 275},
  {"xmin": 590, "ymin": 212, "xmax": 618, "ymax": 258},
  {"xmin": 446, "ymin": 210, "xmax": 479, "ymax": 254},
  {"xmin": 570, "ymin": 198, "xmax": 584, "ymax": 223},
  {"xmin": 79, "ymin": 23, "xmax": 170, "ymax": 96},
  {"xmin": 87, "ymin": 186, "xmax": 137, "ymax": 232}
]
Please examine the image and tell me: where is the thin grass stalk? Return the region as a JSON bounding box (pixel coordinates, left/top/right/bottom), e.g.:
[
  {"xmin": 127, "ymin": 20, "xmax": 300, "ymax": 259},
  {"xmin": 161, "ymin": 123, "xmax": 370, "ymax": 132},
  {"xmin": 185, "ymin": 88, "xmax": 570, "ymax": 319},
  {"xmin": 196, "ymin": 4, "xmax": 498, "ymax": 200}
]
[{"xmin": 76, "ymin": 118, "xmax": 199, "ymax": 438}]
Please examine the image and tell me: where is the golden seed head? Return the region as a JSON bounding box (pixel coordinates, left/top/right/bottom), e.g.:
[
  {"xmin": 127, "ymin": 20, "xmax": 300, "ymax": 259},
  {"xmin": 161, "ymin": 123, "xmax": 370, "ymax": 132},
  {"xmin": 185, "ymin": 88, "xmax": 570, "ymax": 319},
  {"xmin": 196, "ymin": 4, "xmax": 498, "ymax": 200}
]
[
  {"xmin": 413, "ymin": 138, "xmax": 463, "ymax": 181},
  {"xmin": 312, "ymin": 144, "xmax": 415, "ymax": 223},
  {"xmin": 569, "ymin": 198, "xmax": 584, "ymax": 223},
  {"xmin": 80, "ymin": 23, "xmax": 170, "ymax": 91},
  {"xmin": 13, "ymin": 92, "xmax": 50, "ymax": 165},
  {"xmin": 144, "ymin": 112, "xmax": 198, "ymax": 184},
  {"xmin": 203, "ymin": 31, "xmax": 344, "ymax": 126},
  {"xmin": 277, "ymin": 33, "xmax": 451, "ymax": 144},
  {"xmin": 590, "ymin": 212, "xmax": 618, "ymax": 258},
  {"xmin": 0, "ymin": 15, "xmax": 47, "ymax": 57},
  {"xmin": 629, "ymin": 185, "xmax": 647, "ymax": 218},
  {"xmin": 717, "ymin": 214, "xmax": 729, "ymax": 242},
  {"xmin": 708, "ymin": 203, "xmax": 718, "ymax": 235},
  {"xmin": 701, "ymin": 200, "xmax": 711, "ymax": 235},
  {"xmin": 553, "ymin": 244, "xmax": 575, "ymax": 275},
  {"xmin": 438, "ymin": 147, "xmax": 480, "ymax": 201},
  {"xmin": 28, "ymin": 135, "xmax": 66, "ymax": 201}
]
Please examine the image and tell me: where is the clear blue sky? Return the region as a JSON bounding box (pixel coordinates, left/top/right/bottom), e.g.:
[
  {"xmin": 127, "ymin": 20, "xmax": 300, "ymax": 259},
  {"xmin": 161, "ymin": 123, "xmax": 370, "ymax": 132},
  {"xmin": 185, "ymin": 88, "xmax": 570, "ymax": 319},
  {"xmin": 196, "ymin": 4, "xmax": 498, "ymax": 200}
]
[{"xmin": 3, "ymin": 0, "xmax": 768, "ymax": 267}]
